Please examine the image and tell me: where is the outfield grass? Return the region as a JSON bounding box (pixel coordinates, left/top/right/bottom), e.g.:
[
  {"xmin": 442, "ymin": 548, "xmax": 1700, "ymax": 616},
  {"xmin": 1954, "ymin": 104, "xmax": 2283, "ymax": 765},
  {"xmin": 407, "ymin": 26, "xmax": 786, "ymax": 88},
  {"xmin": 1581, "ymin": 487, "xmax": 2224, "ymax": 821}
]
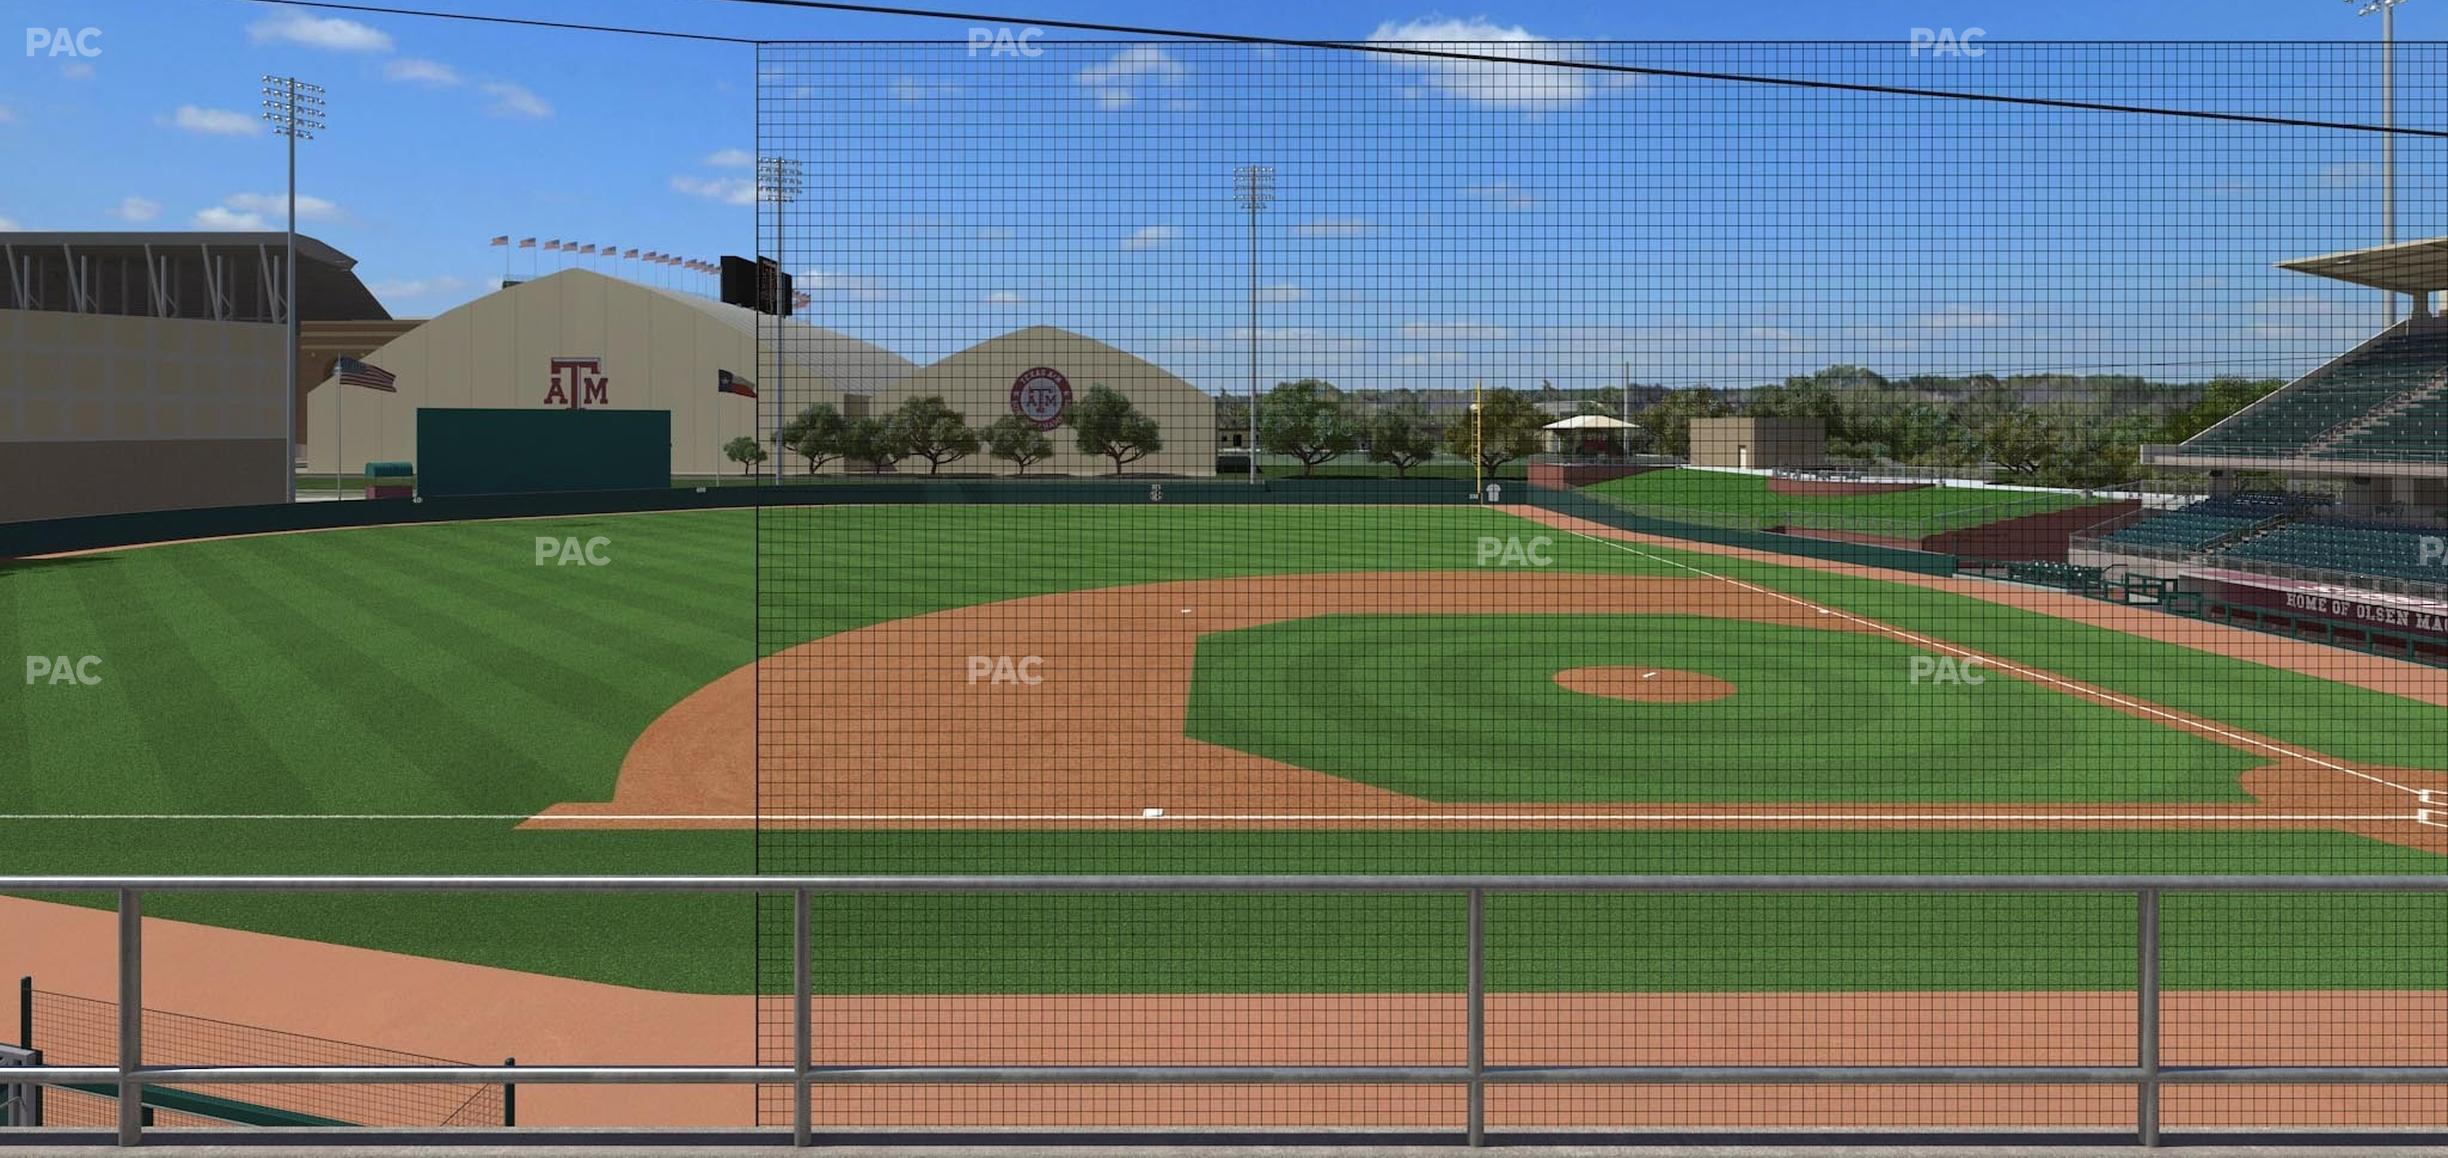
[
  {"xmin": 4, "ymin": 503, "xmax": 2444, "ymax": 994},
  {"xmin": 1188, "ymin": 614, "xmax": 2258, "ymax": 803},
  {"xmin": 1586, "ymin": 469, "xmax": 2089, "ymax": 535}
]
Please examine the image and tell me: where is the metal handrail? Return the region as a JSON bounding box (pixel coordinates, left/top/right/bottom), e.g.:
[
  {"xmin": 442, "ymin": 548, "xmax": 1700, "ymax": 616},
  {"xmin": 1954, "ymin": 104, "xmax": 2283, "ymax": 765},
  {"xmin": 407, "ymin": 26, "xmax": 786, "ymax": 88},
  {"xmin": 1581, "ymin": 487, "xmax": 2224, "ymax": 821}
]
[{"xmin": 8, "ymin": 874, "xmax": 2448, "ymax": 1149}]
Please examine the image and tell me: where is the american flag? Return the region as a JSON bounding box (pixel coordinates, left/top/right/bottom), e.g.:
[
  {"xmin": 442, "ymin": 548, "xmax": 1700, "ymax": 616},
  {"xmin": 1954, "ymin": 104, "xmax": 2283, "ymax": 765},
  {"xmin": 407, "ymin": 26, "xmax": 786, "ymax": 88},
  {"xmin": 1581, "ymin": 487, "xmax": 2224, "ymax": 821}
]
[
  {"xmin": 335, "ymin": 356, "xmax": 398, "ymax": 392},
  {"xmin": 544, "ymin": 239, "xmax": 562, "ymax": 251},
  {"xmin": 623, "ymin": 248, "xmax": 639, "ymax": 259},
  {"xmin": 489, "ymin": 235, "xmax": 509, "ymax": 246},
  {"xmin": 518, "ymin": 237, "xmax": 536, "ymax": 248},
  {"xmin": 578, "ymin": 243, "xmax": 597, "ymax": 255}
]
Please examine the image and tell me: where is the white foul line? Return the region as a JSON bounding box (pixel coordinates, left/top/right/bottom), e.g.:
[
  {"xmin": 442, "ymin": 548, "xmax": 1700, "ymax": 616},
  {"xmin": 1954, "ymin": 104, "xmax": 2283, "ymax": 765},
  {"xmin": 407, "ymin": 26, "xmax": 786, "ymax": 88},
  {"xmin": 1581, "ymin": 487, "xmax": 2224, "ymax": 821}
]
[
  {"xmin": 0, "ymin": 812, "xmax": 2421, "ymax": 824},
  {"xmin": 1536, "ymin": 517, "xmax": 2427, "ymax": 799}
]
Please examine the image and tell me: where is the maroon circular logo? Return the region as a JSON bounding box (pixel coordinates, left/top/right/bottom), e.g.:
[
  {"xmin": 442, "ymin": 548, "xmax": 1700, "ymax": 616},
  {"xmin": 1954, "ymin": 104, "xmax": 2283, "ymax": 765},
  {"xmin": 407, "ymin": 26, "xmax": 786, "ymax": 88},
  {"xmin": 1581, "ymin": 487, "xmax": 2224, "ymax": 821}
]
[{"xmin": 1009, "ymin": 367, "xmax": 1073, "ymax": 430}]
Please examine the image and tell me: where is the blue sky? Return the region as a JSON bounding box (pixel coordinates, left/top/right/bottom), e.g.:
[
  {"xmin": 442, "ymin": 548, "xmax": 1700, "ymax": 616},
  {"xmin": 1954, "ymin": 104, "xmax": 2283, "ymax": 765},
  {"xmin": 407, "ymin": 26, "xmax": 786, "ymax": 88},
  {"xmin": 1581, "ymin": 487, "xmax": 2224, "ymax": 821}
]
[{"xmin": 3, "ymin": 1, "xmax": 2444, "ymax": 392}]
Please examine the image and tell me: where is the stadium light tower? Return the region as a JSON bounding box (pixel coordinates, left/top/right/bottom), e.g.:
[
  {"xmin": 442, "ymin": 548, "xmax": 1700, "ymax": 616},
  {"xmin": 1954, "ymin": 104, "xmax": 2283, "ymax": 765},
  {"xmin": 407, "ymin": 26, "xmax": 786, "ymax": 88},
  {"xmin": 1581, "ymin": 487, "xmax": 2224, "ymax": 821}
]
[
  {"xmin": 1234, "ymin": 164, "xmax": 1274, "ymax": 484},
  {"xmin": 262, "ymin": 75, "xmax": 324, "ymax": 503},
  {"xmin": 2348, "ymin": 0, "xmax": 2410, "ymax": 325},
  {"xmin": 758, "ymin": 156, "xmax": 805, "ymax": 485}
]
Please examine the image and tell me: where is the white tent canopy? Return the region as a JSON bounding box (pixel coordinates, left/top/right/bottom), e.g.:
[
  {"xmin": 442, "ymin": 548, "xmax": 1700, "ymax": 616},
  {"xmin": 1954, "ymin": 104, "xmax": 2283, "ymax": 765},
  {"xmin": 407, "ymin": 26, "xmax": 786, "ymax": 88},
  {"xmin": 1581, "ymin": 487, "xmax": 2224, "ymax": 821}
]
[{"xmin": 1542, "ymin": 414, "xmax": 1642, "ymax": 431}]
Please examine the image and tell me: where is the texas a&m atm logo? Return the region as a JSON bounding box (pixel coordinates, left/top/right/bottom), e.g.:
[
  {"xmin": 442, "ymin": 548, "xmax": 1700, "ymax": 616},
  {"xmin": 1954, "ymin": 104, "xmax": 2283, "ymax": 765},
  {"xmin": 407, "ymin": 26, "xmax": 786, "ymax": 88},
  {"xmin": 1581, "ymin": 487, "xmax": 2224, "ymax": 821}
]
[{"xmin": 543, "ymin": 357, "xmax": 610, "ymax": 408}]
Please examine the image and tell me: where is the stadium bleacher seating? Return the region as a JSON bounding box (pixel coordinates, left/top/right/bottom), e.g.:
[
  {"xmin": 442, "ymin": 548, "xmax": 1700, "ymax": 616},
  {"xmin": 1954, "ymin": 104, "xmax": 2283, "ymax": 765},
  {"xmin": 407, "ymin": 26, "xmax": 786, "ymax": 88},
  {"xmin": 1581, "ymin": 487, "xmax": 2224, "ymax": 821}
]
[
  {"xmin": 2182, "ymin": 324, "xmax": 2448, "ymax": 458},
  {"xmin": 2318, "ymin": 388, "xmax": 2448, "ymax": 462},
  {"xmin": 2095, "ymin": 494, "xmax": 2300, "ymax": 551},
  {"xmin": 2214, "ymin": 519, "xmax": 2448, "ymax": 584}
]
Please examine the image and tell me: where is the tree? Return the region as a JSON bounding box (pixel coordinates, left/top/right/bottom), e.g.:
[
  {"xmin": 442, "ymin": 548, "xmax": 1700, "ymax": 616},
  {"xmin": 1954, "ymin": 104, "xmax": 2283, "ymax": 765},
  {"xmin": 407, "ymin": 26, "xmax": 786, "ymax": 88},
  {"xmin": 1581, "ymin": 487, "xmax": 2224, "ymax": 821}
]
[
  {"xmin": 721, "ymin": 435, "xmax": 767, "ymax": 478},
  {"xmin": 781, "ymin": 403, "xmax": 847, "ymax": 475},
  {"xmin": 888, "ymin": 395, "xmax": 981, "ymax": 475},
  {"xmin": 983, "ymin": 414, "xmax": 1055, "ymax": 475},
  {"xmin": 1068, "ymin": 383, "xmax": 1163, "ymax": 474},
  {"xmin": 839, "ymin": 416, "xmax": 907, "ymax": 474},
  {"xmin": 1257, "ymin": 378, "xmax": 1358, "ymax": 476},
  {"xmin": 1635, "ymin": 387, "xmax": 1735, "ymax": 458},
  {"xmin": 1440, "ymin": 388, "xmax": 1548, "ymax": 475},
  {"xmin": 1365, "ymin": 406, "xmax": 1439, "ymax": 477}
]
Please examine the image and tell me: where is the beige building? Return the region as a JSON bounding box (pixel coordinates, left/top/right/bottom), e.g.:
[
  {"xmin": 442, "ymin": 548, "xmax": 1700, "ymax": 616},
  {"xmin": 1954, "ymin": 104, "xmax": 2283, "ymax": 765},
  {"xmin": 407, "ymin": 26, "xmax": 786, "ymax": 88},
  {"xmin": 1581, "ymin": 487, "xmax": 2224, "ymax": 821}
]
[
  {"xmin": 855, "ymin": 325, "xmax": 1215, "ymax": 476},
  {"xmin": 308, "ymin": 271, "xmax": 1214, "ymax": 479},
  {"xmin": 302, "ymin": 268, "xmax": 915, "ymax": 477},
  {"xmin": 1688, "ymin": 417, "xmax": 1827, "ymax": 470}
]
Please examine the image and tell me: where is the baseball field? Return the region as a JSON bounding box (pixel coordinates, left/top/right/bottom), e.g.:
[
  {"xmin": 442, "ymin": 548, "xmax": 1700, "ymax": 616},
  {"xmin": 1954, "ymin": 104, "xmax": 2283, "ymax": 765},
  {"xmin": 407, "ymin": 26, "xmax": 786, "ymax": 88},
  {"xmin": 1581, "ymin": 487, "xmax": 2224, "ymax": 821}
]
[{"xmin": 6, "ymin": 496, "xmax": 2448, "ymax": 1127}]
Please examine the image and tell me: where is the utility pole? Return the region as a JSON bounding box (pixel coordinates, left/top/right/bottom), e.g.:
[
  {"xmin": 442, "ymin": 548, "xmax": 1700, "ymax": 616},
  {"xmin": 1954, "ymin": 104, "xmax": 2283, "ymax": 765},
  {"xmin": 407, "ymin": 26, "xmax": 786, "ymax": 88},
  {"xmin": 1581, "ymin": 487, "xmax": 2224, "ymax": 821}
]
[
  {"xmin": 758, "ymin": 156, "xmax": 804, "ymax": 486},
  {"xmin": 262, "ymin": 76, "xmax": 324, "ymax": 503},
  {"xmin": 2349, "ymin": 0, "xmax": 2410, "ymax": 325},
  {"xmin": 1234, "ymin": 165, "xmax": 1274, "ymax": 484}
]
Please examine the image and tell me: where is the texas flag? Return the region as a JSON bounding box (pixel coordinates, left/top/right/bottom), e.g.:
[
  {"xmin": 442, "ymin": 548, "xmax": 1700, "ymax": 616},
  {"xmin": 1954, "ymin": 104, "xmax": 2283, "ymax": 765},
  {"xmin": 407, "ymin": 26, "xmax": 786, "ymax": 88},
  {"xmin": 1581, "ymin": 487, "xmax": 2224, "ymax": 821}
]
[{"xmin": 717, "ymin": 369, "xmax": 757, "ymax": 400}]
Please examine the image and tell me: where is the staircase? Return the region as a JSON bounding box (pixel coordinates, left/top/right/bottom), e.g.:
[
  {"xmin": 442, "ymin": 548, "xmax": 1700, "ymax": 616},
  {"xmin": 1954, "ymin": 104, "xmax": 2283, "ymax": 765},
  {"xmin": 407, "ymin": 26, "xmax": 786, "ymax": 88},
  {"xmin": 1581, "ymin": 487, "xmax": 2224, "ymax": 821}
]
[{"xmin": 2302, "ymin": 368, "xmax": 2448, "ymax": 455}]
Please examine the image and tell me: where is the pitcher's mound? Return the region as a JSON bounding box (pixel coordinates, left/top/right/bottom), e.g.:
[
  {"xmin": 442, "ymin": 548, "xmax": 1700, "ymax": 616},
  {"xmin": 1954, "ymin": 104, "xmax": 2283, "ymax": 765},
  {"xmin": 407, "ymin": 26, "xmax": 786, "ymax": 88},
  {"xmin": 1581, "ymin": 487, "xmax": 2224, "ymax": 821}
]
[{"xmin": 1554, "ymin": 666, "xmax": 1736, "ymax": 704}]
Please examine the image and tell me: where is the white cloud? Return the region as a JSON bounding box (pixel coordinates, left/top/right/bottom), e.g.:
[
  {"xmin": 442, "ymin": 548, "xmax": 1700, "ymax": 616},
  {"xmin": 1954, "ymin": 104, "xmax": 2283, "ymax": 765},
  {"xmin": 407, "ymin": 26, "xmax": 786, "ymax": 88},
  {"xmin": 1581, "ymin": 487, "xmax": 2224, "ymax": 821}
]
[
  {"xmin": 892, "ymin": 77, "xmax": 961, "ymax": 102},
  {"xmin": 1366, "ymin": 17, "xmax": 1591, "ymax": 111},
  {"xmin": 223, "ymin": 192, "xmax": 343, "ymax": 222},
  {"xmin": 0, "ymin": 214, "xmax": 18, "ymax": 230},
  {"xmin": 795, "ymin": 270, "xmax": 890, "ymax": 301},
  {"xmin": 705, "ymin": 147, "xmax": 755, "ymax": 167},
  {"xmin": 248, "ymin": 12, "xmax": 393, "ymax": 52},
  {"xmin": 1463, "ymin": 181, "xmax": 1536, "ymax": 209},
  {"xmin": 1078, "ymin": 45, "xmax": 1185, "ymax": 109},
  {"xmin": 671, "ymin": 174, "xmax": 757, "ymax": 205},
  {"xmin": 1292, "ymin": 217, "xmax": 1375, "ymax": 238},
  {"xmin": 369, "ymin": 275, "xmax": 470, "ymax": 299},
  {"xmin": 481, "ymin": 81, "xmax": 552, "ymax": 119},
  {"xmin": 111, "ymin": 196, "xmax": 161, "ymax": 223},
  {"xmin": 1122, "ymin": 225, "xmax": 1180, "ymax": 252},
  {"xmin": 171, "ymin": 105, "xmax": 260, "ymax": 136},
  {"xmin": 1402, "ymin": 320, "xmax": 1512, "ymax": 341},
  {"xmin": 60, "ymin": 61, "xmax": 94, "ymax": 80},
  {"xmin": 1258, "ymin": 284, "xmax": 1305, "ymax": 303},
  {"xmin": 983, "ymin": 291, "xmax": 1026, "ymax": 306},
  {"xmin": 192, "ymin": 206, "xmax": 267, "ymax": 229},
  {"xmin": 384, "ymin": 57, "xmax": 461, "ymax": 86}
]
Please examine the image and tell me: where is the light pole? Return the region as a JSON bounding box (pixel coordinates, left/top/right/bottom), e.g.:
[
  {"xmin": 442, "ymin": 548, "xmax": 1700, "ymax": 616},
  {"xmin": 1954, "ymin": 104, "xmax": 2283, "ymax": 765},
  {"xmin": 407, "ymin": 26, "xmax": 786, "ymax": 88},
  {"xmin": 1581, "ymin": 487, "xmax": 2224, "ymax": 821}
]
[
  {"xmin": 1234, "ymin": 164, "xmax": 1273, "ymax": 484},
  {"xmin": 262, "ymin": 76, "xmax": 324, "ymax": 502},
  {"xmin": 2349, "ymin": 0, "xmax": 2409, "ymax": 326},
  {"xmin": 758, "ymin": 156, "xmax": 804, "ymax": 486}
]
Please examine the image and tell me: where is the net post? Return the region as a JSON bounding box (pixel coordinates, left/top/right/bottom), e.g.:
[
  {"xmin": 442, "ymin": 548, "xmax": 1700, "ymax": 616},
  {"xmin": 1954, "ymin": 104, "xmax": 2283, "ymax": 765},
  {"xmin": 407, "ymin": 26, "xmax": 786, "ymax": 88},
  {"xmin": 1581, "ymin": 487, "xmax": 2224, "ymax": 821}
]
[
  {"xmin": 502, "ymin": 1056, "xmax": 516, "ymax": 1127},
  {"xmin": 2137, "ymin": 887, "xmax": 2161, "ymax": 1148},
  {"xmin": 792, "ymin": 885, "xmax": 811, "ymax": 1148},
  {"xmin": 116, "ymin": 888, "xmax": 141, "ymax": 1147},
  {"xmin": 1466, "ymin": 887, "xmax": 1486, "ymax": 1148},
  {"xmin": 16, "ymin": 976, "xmax": 27, "ymax": 1050}
]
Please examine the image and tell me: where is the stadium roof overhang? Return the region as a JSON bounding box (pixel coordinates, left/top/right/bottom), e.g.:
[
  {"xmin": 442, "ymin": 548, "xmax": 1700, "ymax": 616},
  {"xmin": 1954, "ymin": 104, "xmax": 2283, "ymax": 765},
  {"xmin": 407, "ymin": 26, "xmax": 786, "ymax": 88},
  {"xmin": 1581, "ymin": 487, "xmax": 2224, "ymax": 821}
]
[
  {"xmin": 2277, "ymin": 236, "xmax": 2448, "ymax": 295},
  {"xmin": 1, "ymin": 230, "xmax": 389, "ymax": 321}
]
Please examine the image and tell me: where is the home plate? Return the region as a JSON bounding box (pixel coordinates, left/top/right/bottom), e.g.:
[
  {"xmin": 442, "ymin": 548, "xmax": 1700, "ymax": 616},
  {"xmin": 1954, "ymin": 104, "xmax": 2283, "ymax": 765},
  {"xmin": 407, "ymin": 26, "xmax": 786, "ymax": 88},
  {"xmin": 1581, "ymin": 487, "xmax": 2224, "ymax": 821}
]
[{"xmin": 1142, "ymin": 807, "xmax": 1167, "ymax": 818}]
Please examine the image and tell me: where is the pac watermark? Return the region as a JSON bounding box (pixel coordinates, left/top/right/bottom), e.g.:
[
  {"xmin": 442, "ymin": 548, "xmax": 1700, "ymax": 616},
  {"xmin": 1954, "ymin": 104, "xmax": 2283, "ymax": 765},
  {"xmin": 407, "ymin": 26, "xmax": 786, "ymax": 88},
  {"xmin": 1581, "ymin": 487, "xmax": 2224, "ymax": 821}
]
[
  {"xmin": 535, "ymin": 535, "xmax": 611, "ymax": 567},
  {"xmin": 25, "ymin": 655, "xmax": 102, "ymax": 686},
  {"xmin": 1476, "ymin": 535, "xmax": 1553, "ymax": 567},
  {"xmin": 967, "ymin": 655, "xmax": 1044, "ymax": 685},
  {"xmin": 967, "ymin": 26, "xmax": 1042, "ymax": 57},
  {"xmin": 25, "ymin": 26, "xmax": 101, "ymax": 57},
  {"xmin": 1907, "ymin": 27, "xmax": 1984, "ymax": 57},
  {"xmin": 2419, "ymin": 535, "xmax": 2446, "ymax": 568},
  {"xmin": 1907, "ymin": 655, "xmax": 1986, "ymax": 686}
]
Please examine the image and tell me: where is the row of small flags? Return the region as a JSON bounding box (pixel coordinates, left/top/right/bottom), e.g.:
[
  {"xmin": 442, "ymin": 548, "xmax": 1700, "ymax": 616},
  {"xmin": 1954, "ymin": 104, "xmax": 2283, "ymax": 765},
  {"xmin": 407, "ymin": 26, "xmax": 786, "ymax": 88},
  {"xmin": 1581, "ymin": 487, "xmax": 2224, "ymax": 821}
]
[{"xmin": 490, "ymin": 235, "xmax": 720, "ymax": 274}]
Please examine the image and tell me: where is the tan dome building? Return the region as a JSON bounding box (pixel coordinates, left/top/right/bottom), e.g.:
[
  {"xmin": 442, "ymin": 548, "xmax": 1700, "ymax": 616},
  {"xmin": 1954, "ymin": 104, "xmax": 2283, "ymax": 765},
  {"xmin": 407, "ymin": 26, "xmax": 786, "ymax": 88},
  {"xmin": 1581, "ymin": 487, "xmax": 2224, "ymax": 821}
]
[
  {"xmin": 300, "ymin": 268, "xmax": 916, "ymax": 477},
  {"xmin": 859, "ymin": 324, "xmax": 1214, "ymax": 476}
]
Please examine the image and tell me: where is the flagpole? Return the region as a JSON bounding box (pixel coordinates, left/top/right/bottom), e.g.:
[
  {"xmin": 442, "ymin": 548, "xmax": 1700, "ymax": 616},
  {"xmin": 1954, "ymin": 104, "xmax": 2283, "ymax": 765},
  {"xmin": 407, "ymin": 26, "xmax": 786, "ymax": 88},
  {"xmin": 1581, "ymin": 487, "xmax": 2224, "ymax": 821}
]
[{"xmin": 335, "ymin": 370, "xmax": 344, "ymax": 501}]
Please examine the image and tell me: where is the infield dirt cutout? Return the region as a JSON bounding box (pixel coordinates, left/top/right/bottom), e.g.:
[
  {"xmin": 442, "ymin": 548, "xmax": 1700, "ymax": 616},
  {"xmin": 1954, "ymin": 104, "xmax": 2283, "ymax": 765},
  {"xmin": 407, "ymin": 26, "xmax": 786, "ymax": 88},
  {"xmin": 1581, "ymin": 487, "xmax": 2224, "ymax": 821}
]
[{"xmin": 534, "ymin": 564, "xmax": 2448, "ymax": 852}]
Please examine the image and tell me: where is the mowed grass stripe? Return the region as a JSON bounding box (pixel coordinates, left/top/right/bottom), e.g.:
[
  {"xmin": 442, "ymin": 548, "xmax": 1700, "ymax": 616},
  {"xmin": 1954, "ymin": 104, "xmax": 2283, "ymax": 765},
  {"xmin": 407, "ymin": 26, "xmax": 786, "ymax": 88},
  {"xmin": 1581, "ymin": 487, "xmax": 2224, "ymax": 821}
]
[
  {"xmin": 173, "ymin": 543, "xmax": 593, "ymax": 810},
  {"xmin": 62, "ymin": 551, "xmax": 320, "ymax": 812},
  {"xmin": 318, "ymin": 522, "xmax": 746, "ymax": 674},
  {"xmin": 1568, "ymin": 524, "xmax": 2448, "ymax": 772}
]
